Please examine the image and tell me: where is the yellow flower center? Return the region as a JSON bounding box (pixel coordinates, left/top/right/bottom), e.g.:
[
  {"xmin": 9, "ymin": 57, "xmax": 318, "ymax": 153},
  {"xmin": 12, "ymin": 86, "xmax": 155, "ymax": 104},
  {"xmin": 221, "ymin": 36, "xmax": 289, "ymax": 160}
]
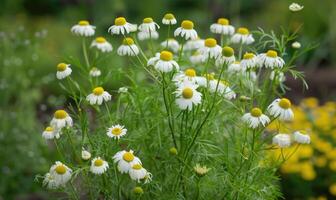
[
  {"xmin": 182, "ymin": 87, "xmax": 193, "ymax": 99},
  {"xmin": 57, "ymin": 63, "xmax": 67, "ymax": 71},
  {"xmin": 54, "ymin": 110, "xmax": 67, "ymax": 119},
  {"xmin": 55, "ymin": 165, "xmax": 67, "ymax": 174},
  {"xmin": 184, "ymin": 69, "xmax": 196, "ymax": 77},
  {"xmin": 160, "ymin": 51, "xmax": 173, "ymax": 61},
  {"xmin": 237, "ymin": 27, "xmax": 249, "ymax": 35},
  {"xmin": 115, "ymin": 17, "xmax": 127, "ymax": 26},
  {"xmin": 164, "ymin": 13, "xmax": 175, "ymax": 20},
  {"xmin": 204, "ymin": 73, "xmax": 214, "ymax": 80},
  {"xmin": 93, "ymin": 87, "xmax": 104, "ymax": 95},
  {"xmin": 181, "ymin": 20, "xmax": 194, "ymax": 30},
  {"xmin": 45, "ymin": 126, "xmax": 54, "ymax": 132},
  {"xmin": 94, "ymin": 159, "xmax": 104, "ymax": 167},
  {"xmin": 204, "ymin": 38, "xmax": 217, "ymax": 48},
  {"xmin": 220, "ymin": 80, "xmax": 229, "ymax": 86},
  {"xmin": 112, "ymin": 127, "xmax": 122, "ymax": 135},
  {"xmin": 123, "ymin": 152, "xmax": 135, "ymax": 162},
  {"xmin": 78, "ymin": 20, "xmax": 89, "ymax": 26},
  {"xmin": 266, "ymin": 50, "xmax": 278, "ymax": 58},
  {"xmin": 123, "ymin": 37, "xmax": 134, "ymax": 45},
  {"xmin": 234, "ymin": 61, "xmax": 240, "ymax": 64},
  {"xmin": 279, "ymin": 98, "xmax": 291, "ymax": 109},
  {"xmin": 251, "ymin": 108, "xmax": 262, "ymax": 117},
  {"xmin": 132, "ymin": 164, "xmax": 142, "ymax": 170},
  {"xmin": 95, "ymin": 37, "xmax": 106, "ymax": 43},
  {"xmin": 243, "ymin": 53, "xmax": 255, "ymax": 60},
  {"xmin": 222, "ymin": 46, "xmax": 234, "ymax": 57},
  {"xmin": 143, "ymin": 17, "xmax": 153, "ymax": 23},
  {"xmin": 217, "ymin": 18, "xmax": 229, "ymax": 25}
]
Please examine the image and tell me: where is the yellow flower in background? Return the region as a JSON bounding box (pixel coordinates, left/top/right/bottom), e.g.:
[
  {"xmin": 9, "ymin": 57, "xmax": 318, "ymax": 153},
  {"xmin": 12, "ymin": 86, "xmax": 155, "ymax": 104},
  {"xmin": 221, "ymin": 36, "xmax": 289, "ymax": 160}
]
[
  {"xmin": 329, "ymin": 161, "xmax": 336, "ymax": 171},
  {"xmin": 315, "ymin": 156, "xmax": 327, "ymax": 168},
  {"xmin": 330, "ymin": 183, "xmax": 336, "ymax": 196},
  {"xmin": 301, "ymin": 97, "xmax": 319, "ymax": 109}
]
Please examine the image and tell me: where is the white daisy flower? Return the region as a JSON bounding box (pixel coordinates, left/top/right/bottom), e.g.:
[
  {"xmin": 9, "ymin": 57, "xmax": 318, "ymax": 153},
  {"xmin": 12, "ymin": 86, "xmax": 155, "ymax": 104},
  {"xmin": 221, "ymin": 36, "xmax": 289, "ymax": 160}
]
[
  {"xmin": 138, "ymin": 17, "xmax": 160, "ymax": 32},
  {"xmin": 147, "ymin": 51, "xmax": 179, "ymax": 73},
  {"xmin": 113, "ymin": 150, "xmax": 142, "ymax": 173},
  {"xmin": 196, "ymin": 73, "xmax": 215, "ymax": 87},
  {"xmin": 174, "ymin": 81, "xmax": 202, "ymax": 111},
  {"xmin": 50, "ymin": 110, "xmax": 73, "ymax": 130},
  {"xmin": 56, "ymin": 63, "xmax": 72, "ymax": 80},
  {"xmin": 49, "ymin": 161, "xmax": 72, "ymax": 186},
  {"xmin": 107, "ymin": 124, "xmax": 127, "ymax": 139},
  {"xmin": 231, "ymin": 27, "xmax": 254, "ymax": 45},
  {"xmin": 90, "ymin": 157, "xmax": 109, "ymax": 175},
  {"xmin": 160, "ymin": 38, "xmax": 180, "ymax": 53},
  {"xmin": 172, "ymin": 68, "xmax": 202, "ymax": 85},
  {"xmin": 162, "ymin": 13, "xmax": 177, "ymax": 25},
  {"xmin": 118, "ymin": 87, "xmax": 128, "ymax": 93},
  {"xmin": 241, "ymin": 53, "xmax": 259, "ymax": 69},
  {"xmin": 189, "ymin": 51, "xmax": 203, "ymax": 64},
  {"xmin": 184, "ymin": 38, "xmax": 204, "ymax": 51},
  {"xmin": 267, "ymin": 98, "xmax": 294, "ymax": 121},
  {"xmin": 292, "ymin": 41, "xmax": 301, "ymax": 49},
  {"xmin": 293, "ymin": 131, "xmax": 311, "ymax": 144},
  {"xmin": 210, "ymin": 18, "xmax": 235, "ymax": 35},
  {"xmin": 270, "ymin": 71, "xmax": 285, "ymax": 82},
  {"xmin": 272, "ymin": 133, "xmax": 291, "ymax": 148},
  {"xmin": 90, "ymin": 37, "xmax": 113, "ymax": 53},
  {"xmin": 174, "ymin": 20, "xmax": 198, "ymax": 40},
  {"xmin": 209, "ymin": 80, "xmax": 236, "ymax": 100},
  {"xmin": 289, "ymin": 3, "xmax": 304, "ymax": 12},
  {"xmin": 43, "ymin": 173, "xmax": 58, "ymax": 189},
  {"xmin": 71, "ymin": 20, "xmax": 95, "ymax": 37},
  {"xmin": 129, "ymin": 163, "xmax": 148, "ymax": 182},
  {"xmin": 117, "ymin": 37, "xmax": 139, "ymax": 56},
  {"xmin": 89, "ymin": 67, "xmax": 101, "ymax": 77},
  {"xmin": 137, "ymin": 30, "xmax": 159, "ymax": 41},
  {"xmin": 215, "ymin": 46, "xmax": 235, "ymax": 67},
  {"xmin": 199, "ymin": 38, "xmax": 222, "ymax": 61},
  {"xmin": 242, "ymin": 107, "xmax": 270, "ymax": 129},
  {"xmin": 42, "ymin": 126, "xmax": 59, "ymax": 140},
  {"xmin": 108, "ymin": 17, "xmax": 137, "ymax": 35},
  {"xmin": 81, "ymin": 148, "xmax": 91, "ymax": 160},
  {"xmin": 228, "ymin": 61, "xmax": 245, "ymax": 73},
  {"xmin": 86, "ymin": 86, "xmax": 111, "ymax": 105},
  {"xmin": 258, "ymin": 50, "xmax": 285, "ymax": 68}
]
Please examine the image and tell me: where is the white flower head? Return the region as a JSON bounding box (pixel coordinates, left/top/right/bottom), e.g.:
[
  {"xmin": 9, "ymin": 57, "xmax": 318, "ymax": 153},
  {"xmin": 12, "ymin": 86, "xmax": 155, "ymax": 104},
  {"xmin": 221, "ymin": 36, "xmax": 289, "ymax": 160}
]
[
  {"xmin": 81, "ymin": 148, "xmax": 91, "ymax": 160},
  {"xmin": 228, "ymin": 61, "xmax": 245, "ymax": 73},
  {"xmin": 118, "ymin": 87, "xmax": 128, "ymax": 93},
  {"xmin": 162, "ymin": 13, "xmax": 177, "ymax": 25},
  {"xmin": 86, "ymin": 87, "xmax": 111, "ymax": 105},
  {"xmin": 215, "ymin": 46, "xmax": 235, "ymax": 67},
  {"xmin": 108, "ymin": 17, "xmax": 137, "ymax": 35},
  {"xmin": 174, "ymin": 81, "xmax": 202, "ymax": 111},
  {"xmin": 199, "ymin": 38, "xmax": 222, "ymax": 61},
  {"xmin": 241, "ymin": 53, "xmax": 259, "ymax": 69},
  {"xmin": 258, "ymin": 50, "xmax": 285, "ymax": 68},
  {"xmin": 160, "ymin": 38, "xmax": 180, "ymax": 53},
  {"xmin": 113, "ymin": 150, "xmax": 142, "ymax": 173},
  {"xmin": 50, "ymin": 110, "xmax": 73, "ymax": 130},
  {"xmin": 56, "ymin": 63, "xmax": 72, "ymax": 80},
  {"xmin": 138, "ymin": 17, "xmax": 160, "ymax": 32},
  {"xmin": 293, "ymin": 131, "xmax": 311, "ymax": 144},
  {"xmin": 289, "ymin": 3, "xmax": 304, "ymax": 12},
  {"xmin": 107, "ymin": 124, "xmax": 127, "ymax": 139},
  {"xmin": 210, "ymin": 18, "xmax": 235, "ymax": 35},
  {"xmin": 89, "ymin": 67, "xmax": 101, "ymax": 77},
  {"xmin": 42, "ymin": 126, "xmax": 60, "ymax": 140},
  {"xmin": 172, "ymin": 68, "xmax": 198, "ymax": 85},
  {"xmin": 231, "ymin": 27, "xmax": 254, "ymax": 45},
  {"xmin": 71, "ymin": 20, "xmax": 95, "ymax": 37},
  {"xmin": 129, "ymin": 163, "xmax": 148, "ymax": 182},
  {"xmin": 292, "ymin": 41, "xmax": 301, "ymax": 49},
  {"xmin": 91, "ymin": 37, "xmax": 113, "ymax": 53},
  {"xmin": 184, "ymin": 38, "xmax": 204, "ymax": 51},
  {"xmin": 174, "ymin": 20, "xmax": 198, "ymax": 40},
  {"xmin": 242, "ymin": 107, "xmax": 270, "ymax": 129},
  {"xmin": 272, "ymin": 133, "xmax": 291, "ymax": 148},
  {"xmin": 137, "ymin": 30, "xmax": 159, "ymax": 41},
  {"xmin": 189, "ymin": 51, "xmax": 203, "ymax": 64},
  {"xmin": 209, "ymin": 80, "xmax": 236, "ymax": 100},
  {"xmin": 43, "ymin": 173, "xmax": 58, "ymax": 189},
  {"xmin": 117, "ymin": 37, "xmax": 139, "ymax": 56},
  {"xmin": 147, "ymin": 51, "xmax": 179, "ymax": 73},
  {"xmin": 90, "ymin": 157, "xmax": 109, "ymax": 175},
  {"xmin": 267, "ymin": 98, "xmax": 294, "ymax": 121},
  {"xmin": 49, "ymin": 161, "xmax": 72, "ymax": 187}
]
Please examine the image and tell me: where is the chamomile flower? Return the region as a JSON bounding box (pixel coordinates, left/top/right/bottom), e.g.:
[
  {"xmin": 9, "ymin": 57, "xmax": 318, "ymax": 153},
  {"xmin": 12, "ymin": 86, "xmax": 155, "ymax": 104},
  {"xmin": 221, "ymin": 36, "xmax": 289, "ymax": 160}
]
[
  {"xmin": 242, "ymin": 107, "xmax": 270, "ymax": 129},
  {"xmin": 107, "ymin": 124, "xmax": 127, "ymax": 139},
  {"xmin": 292, "ymin": 41, "xmax": 301, "ymax": 49},
  {"xmin": 137, "ymin": 30, "xmax": 159, "ymax": 41},
  {"xmin": 56, "ymin": 63, "xmax": 72, "ymax": 80},
  {"xmin": 228, "ymin": 61, "xmax": 245, "ymax": 73},
  {"xmin": 42, "ymin": 126, "xmax": 59, "ymax": 140},
  {"xmin": 71, "ymin": 20, "xmax": 95, "ymax": 37},
  {"xmin": 172, "ymin": 68, "xmax": 203, "ymax": 85},
  {"xmin": 89, "ymin": 67, "xmax": 101, "ymax": 77},
  {"xmin": 272, "ymin": 133, "xmax": 291, "ymax": 148},
  {"xmin": 162, "ymin": 13, "xmax": 177, "ymax": 25},
  {"xmin": 91, "ymin": 37, "xmax": 113, "ymax": 53},
  {"xmin": 86, "ymin": 87, "xmax": 111, "ymax": 105},
  {"xmin": 117, "ymin": 37, "xmax": 140, "ymax": 56},
  {"xmin": 210, "ymin": 18, "xmax": 235, "ymax": 35},
  {"xmin": 194, "ymin": 164, "xmax": 210, "ymax": 177},
  {"xmin": 184, "ymin": 38, "xmax": 204, "ymax": 51},
  {"xmin": 49, "ymin": 161, "xmax": 72, "ymax": 186},
  {"xmin": 43, "ymin": 173, "xmax": 58, "ymax": 189},
  {"xmin": 174, "ymin": 81, "xmax": 202, "ymax": 111},
  {"xmin": 293, "ymin": 131, "xmax": 311, "ymax": 144},
  {"xmin": 289, "ymin": 3, "xmax": 304, "ymax": 12},
  {"xmin": 108, "ymin": 17, "xmax": 136, "ymax": 35},
  {"xmin": 147, "ymin": 51, "xmax": 179, "ymax": 73},
  {"xmin": 258, "ymin": 50, "xmax": 285, "ymax": 68},
  {"xmin": 113, "ymin": 150, "xmax": 142, "ymax": 173},
  {"xmin": 138, "ymin": 17, "xmax": 160, "ymax": 32},
  {"xmin": 90, "ymin": 157, "xmax": 109, "ymax": 175},
  {"xmin": 160, "ymin": 38, "xmax": 180, "ymax": 53},
  {"xmin": 241, "ymin": 53, "xmax": 259, "ymax": 69},
  {"xmin": 215, "ymin": 46, "xmax": 235, "ymax": 66},
  {"xmin": 209, "ymin": 80, "xmax": 236, "ymax": 100},
  {"xmin": 199, "ymin": 38, "xmax": 222, "ymax": 60},
  {"xmin": 129, "ymin": 163, "xmax": 148, "ymax": 182},
  {"xmin": 189, "ymin": 51, "xmax": 203, "ymax": 64},
  {"xmin": 267, "ymin": 98, "xmax": 294, "ymax": 121},
  {"xmin": 81, "ymin": 148, "xmax": 91, "ymax": 160},
  {"xmin": 174, "ymin": 20, "xmax": 198, "ymax": 40},
  {"xmin": 50, "ymin": 110, "xmax": 73, "ymax": 130},
  {"xmin": 231, "ymin": 27, "xmax": 254, "ymax": 45}
]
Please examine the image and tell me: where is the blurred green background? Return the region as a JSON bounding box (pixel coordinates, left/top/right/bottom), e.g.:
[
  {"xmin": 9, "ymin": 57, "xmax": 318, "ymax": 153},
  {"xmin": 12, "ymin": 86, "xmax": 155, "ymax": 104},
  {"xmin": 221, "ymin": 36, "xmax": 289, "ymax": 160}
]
[{"xmin": 1, "ymin": 0, "xmax": 336, "ymax": 199}]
